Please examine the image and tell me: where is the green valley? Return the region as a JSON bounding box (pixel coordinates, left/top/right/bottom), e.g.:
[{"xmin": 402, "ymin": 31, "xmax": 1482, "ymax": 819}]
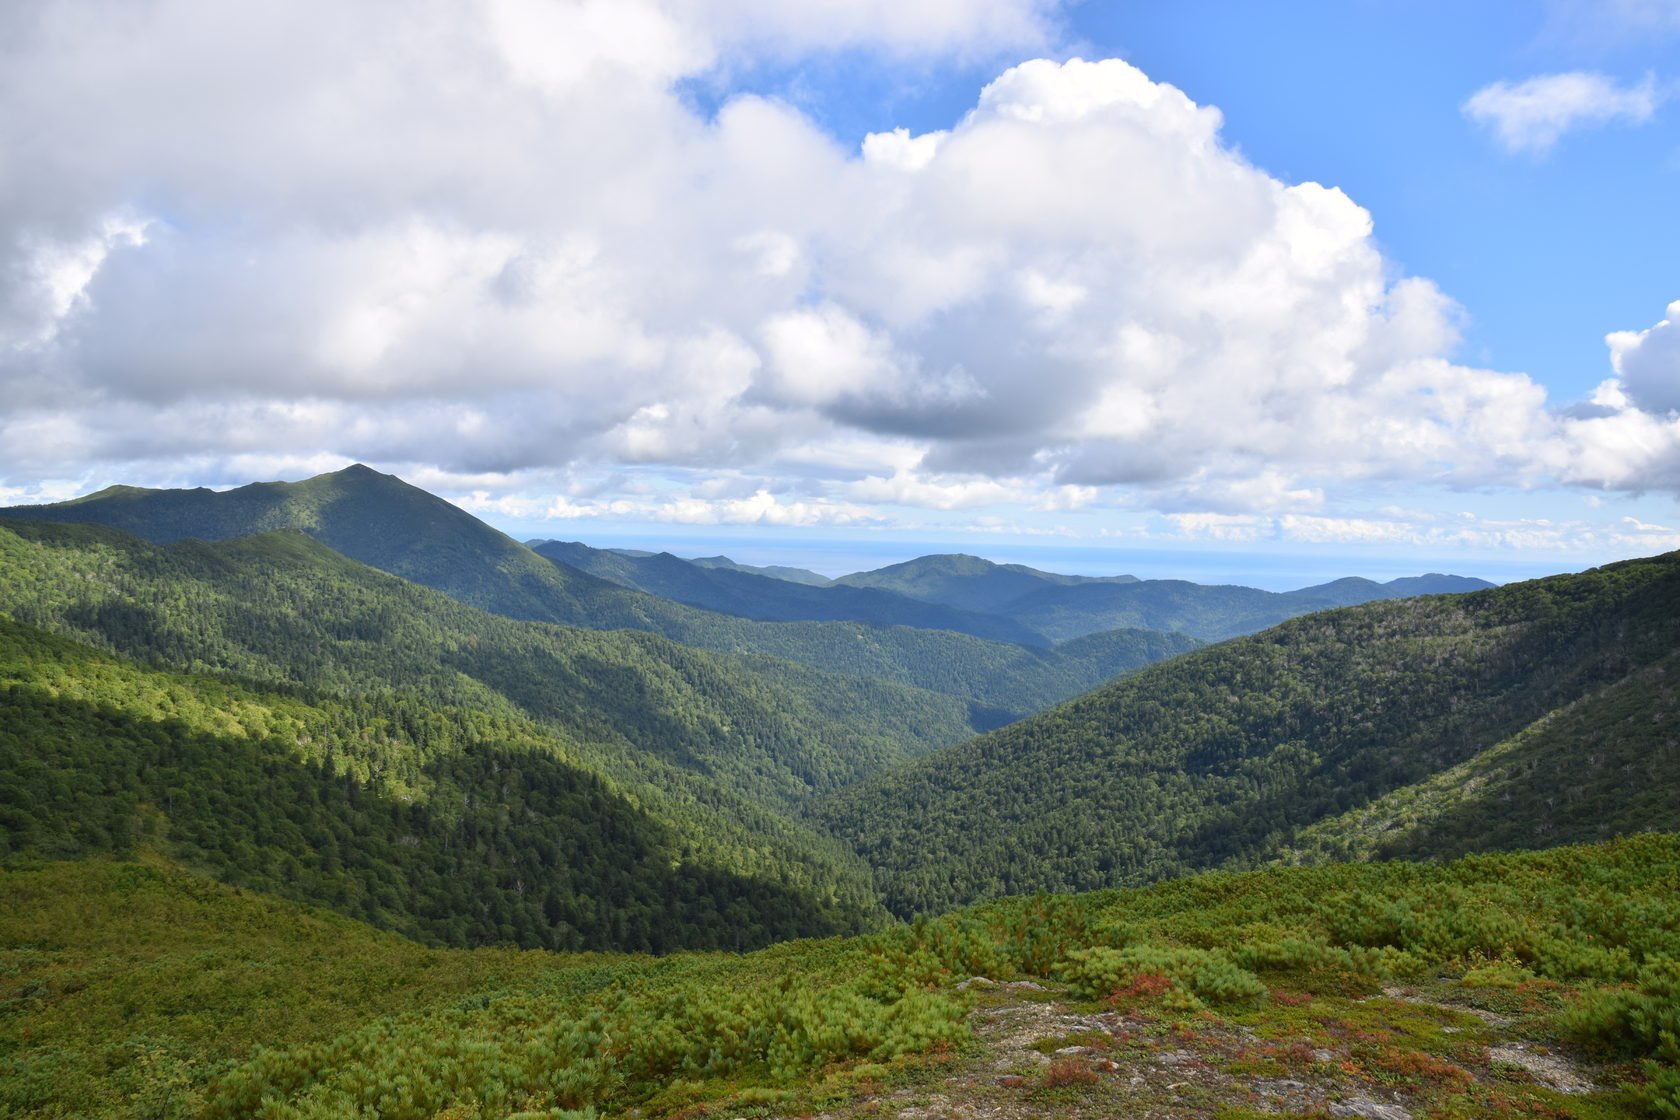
[{"xmin": 817, "ymin": 551, "xmax": 1680, "ymax": 915}]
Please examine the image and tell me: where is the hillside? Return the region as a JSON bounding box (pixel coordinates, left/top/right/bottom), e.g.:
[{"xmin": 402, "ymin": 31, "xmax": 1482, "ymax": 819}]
[
  {"xmin": 0, "ymin": 519, "xmax": 1016, "ymax": 945},
  {"xmin": 6, "ymin": 837, "xmax": 1677, "ymax": 1118},
  {"xmin": 0, "ymin": 613, "xmax": 921, "ymax": 951},
  {"xmin": 0, "ymin": 469, "xmax": 1193, "ymax": 720},
  {"xmin": 530, "ymin": 538, "xmax": 1046, "ymax": 644},
  {"xmin": 816, "ymin": 552, "xmax": 1680, "ymax": 916},
  {"xmin": 1279, "ymin": 644, "xmax": 1680, "ymax": 864}
]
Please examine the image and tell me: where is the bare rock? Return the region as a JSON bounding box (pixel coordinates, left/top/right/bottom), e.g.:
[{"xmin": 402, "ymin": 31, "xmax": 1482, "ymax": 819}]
[
  {"xmin": 1489, "ymin": 1042, "xmax": 1598, "ymax": 1095},
  {"xmin": 1330, "ymin": 1096, "xmax": 1412, "ymax": 1120}
]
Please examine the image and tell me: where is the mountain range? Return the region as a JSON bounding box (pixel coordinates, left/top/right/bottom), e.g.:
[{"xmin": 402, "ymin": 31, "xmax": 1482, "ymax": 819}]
[
  {"xmin": 1, "ymin": 467, "xmax": 1197, "ymax": 724},
  {"xmin": 531, "ymin": 536, "xmax": 1493, "ymax": 643},
  {"xmin": 5, "ymin": 464, "xmax": 1664, "ymax": 925},
  {"xmin": 4, "ymin": 464, "xmax": 1678, "ymax": 1117}
]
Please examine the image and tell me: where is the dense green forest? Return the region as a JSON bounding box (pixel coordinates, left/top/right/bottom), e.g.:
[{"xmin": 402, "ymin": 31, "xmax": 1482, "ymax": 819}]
[
  {"xmin": 0, "ymin": 467, "xmax": 1198, "ymax": 719},
  {"xmin": 1280, "ymin": 643, "xmax": 1680, "ymax": 864},
  {"xmin": 817, "ymin": 551, "xmax": 1680, "ymax": 915},
  {"xmin": 6, "ymin": 837, "xmax": 1678, "ymax": 1118},
  {"xmin": 0, "ymin": 616, "xmax": 888, "ymax": 951}
]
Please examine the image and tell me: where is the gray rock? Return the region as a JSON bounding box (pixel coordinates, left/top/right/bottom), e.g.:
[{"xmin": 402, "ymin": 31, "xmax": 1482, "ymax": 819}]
[{"xmin": 1330, "ymin": 1096, "xmax": 1412, "ymax": 1120}]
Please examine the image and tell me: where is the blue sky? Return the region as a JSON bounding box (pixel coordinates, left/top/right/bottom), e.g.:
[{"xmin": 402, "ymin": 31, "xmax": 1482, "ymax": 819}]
[{"xmin": 3, "ymin": 0, "xmax": 1679, "ymax": 585}]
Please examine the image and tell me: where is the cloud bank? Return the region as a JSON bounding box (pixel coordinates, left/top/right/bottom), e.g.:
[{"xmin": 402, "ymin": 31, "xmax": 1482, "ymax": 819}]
[{"xmin": 2, "ymin": 0, "xmax": 1678, "ymax": 544}]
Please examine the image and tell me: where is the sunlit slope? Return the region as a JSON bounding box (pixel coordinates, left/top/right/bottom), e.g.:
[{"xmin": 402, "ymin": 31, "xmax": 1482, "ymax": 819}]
[
  {"xmin": 0, "ymin": 519, "xmax": 1032, "ymax": 944},
  {"xmin": 817, "ymin": 552, "xmax": 1680, "ymax": 915}
]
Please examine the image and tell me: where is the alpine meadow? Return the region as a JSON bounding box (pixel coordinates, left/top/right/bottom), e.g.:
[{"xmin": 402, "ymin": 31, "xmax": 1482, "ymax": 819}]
[{"xmin": 3, "ymin": 3, "xmax": 1680, "ymax": 1119}]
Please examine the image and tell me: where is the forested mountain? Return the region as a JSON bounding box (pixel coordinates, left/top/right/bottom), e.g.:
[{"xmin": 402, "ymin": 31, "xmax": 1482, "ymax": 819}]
[
  {"xmin": 0, "ymin": 468, "xmax": 1193, "ymax": 720},
  {"xmin": 689, "ymin": 553, "xmax": 833, "ymax": 585},
  {"xmin": 529, "ymin": 538, "xmax": 1046, "ymax": 644},
  {"xmin": 844, "ymin": 557, "xmax": 1495, "ymax": 643},
  {"xmin": 0, "ymin": 518, "xmax": 1004, "ymax": 947},
  {"xmin": 836, "ymin": 552, "xmax": 1140, "ymax": 613},
  {"xmin": 1291, "ymin": 573, "xmax": 1495, "ymax": 607},
  {"xmin": 816, "ymin": 552, "xmax": 1680, "ymax": 916}
]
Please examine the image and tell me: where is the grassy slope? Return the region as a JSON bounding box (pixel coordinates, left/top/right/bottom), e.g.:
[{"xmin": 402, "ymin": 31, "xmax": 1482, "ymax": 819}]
[
  {"xmin": 816, "ymin": 552, "xmax": 1680, "ymax": 916},
  {"xmin": 5, "ymin": 836, "xmax": 1678, "ymax": 1118}
]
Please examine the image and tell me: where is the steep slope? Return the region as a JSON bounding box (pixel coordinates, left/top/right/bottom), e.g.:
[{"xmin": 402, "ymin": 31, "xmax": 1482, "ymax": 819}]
[
  {"xmin": 530, "ymin": 539, "xmax": 1047, "ymax": 644},
  {"xmin": 0, "ymin": 619, "xmax": 866, "ymax": 951},
  {"xmin": 1, "ymin": 469, "xmax": 1189, "ymax": 720},
  {"xmin": 836, "ymin": 552, "xmax": 1139, "ymax": 614},
  {"xmin": 0, "ymin": 520, "xmax": 980, "ymax": 803},
  {"xmin": 815, "ymin": 553, "xmax": 1680, "ymax": 916},
  {"xmin": 1279, "ymin": 645, "xmax": 1680, "ymax": 864}
]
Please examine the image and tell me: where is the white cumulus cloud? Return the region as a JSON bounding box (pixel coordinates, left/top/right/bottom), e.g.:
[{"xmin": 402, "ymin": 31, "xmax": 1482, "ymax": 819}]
[
  {"xmin": 1462, "ymin": 71, "xmax": 1661, "ymax": 154},
  {"xmin": 2, "ymin": 4, "xmax": 1680, "ymax": 542},
  {"xmin": 1607, "ymin": 299, "xmax": 1680, "ymax": 415}
]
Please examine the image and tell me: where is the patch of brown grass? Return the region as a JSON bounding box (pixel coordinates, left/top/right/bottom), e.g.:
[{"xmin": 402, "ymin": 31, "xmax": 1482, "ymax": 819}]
[{"xmin": 1042, "ymin": 1058, "xmax": 1100, "ymax": 1088}]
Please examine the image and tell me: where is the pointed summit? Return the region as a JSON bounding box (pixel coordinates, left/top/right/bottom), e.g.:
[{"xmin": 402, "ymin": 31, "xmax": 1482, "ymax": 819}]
[{"xmin": 0, "ymin": 465, "xmax": 608, "ymax": 623}]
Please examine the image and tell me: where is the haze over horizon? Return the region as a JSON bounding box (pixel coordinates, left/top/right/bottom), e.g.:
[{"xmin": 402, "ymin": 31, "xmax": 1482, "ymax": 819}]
[{"xmin": 5, "ymin": 0, "xmax": 1680, "ymax": 578}]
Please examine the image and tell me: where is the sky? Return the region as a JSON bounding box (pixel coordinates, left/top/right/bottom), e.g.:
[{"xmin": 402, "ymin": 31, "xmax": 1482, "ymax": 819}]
[{"xmin": 3, "ymin": 0, "xmax": 1680, "ymax": 586}]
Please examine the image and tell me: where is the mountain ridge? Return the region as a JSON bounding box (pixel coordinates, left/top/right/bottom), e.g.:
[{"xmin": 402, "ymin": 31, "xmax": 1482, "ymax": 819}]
[{"xmin": 0, "ymin": 467, "xmax": 1198, "ymax": 720}]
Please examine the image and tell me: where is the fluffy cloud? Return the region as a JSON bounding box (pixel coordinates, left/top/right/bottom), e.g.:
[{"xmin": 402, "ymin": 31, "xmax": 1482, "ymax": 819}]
[
  {"xmin": 1462, "ymin": 71, "xmax": 1661, "ymax": 153},
  {"xmin": 1608, "ymin": 300, "xmax": 1680, "ymax": 415},
  {"xmin": 3, "ymin": 2, "xmax": 1680, "ymax": 538}
]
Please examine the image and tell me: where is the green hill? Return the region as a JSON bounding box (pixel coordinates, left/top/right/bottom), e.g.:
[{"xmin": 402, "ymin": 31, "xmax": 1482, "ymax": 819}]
[
  {"xmin": 836, "ymin": 552, "xmax": 1140, "ymax": 614},
  {"xmin": 816, "ymin": 552, "xmax": 1680, "ymax": 916},
  {"xmin": 0, "ymin": 468, "xmax": 1194, "ymax": 720},
  {"xmin": 1279, "ymin": 644, "xmax": 1680, "ymax": 864},
  {"xmin": 0, "ymin": 618, "xmax": 880, "ymax": 952}
]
